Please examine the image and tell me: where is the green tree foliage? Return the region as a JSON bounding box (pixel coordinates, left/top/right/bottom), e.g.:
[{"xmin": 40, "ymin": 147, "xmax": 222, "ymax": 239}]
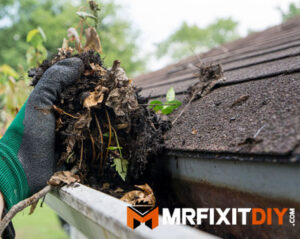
[
  {"xmin": 0, "ymin": 0, "xmax": 145, "ymax": 75},
  {"xmin": 156, "ymin": 18, "xmax": 239, "ymax": 60},
  {"xmin": 279, "ymin": 1, "xmax": 300, "ymax": 21}
]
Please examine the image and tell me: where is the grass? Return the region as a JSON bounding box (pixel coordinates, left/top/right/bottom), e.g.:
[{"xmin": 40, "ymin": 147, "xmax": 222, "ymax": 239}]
[{"xmin": 12, "ymin": 203, "xmax": 68, "ymax": 239}]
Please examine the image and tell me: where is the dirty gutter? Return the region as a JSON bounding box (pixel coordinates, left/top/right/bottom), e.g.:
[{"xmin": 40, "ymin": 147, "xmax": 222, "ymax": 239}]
[{"xmin": 45, "ymin": 184, "xmax": 219, "ymax": 239}]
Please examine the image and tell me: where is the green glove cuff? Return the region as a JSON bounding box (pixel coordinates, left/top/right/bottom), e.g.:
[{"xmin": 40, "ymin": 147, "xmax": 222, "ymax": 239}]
[{"xmin": 0, "ymin": 103, "xmax": 30, "ymax": 209}]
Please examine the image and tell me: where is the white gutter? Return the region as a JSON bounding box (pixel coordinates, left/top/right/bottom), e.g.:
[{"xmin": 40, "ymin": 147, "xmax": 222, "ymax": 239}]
[{"xmin": 45, "ymin": 184, "xmax": 220, "ymax": 239}]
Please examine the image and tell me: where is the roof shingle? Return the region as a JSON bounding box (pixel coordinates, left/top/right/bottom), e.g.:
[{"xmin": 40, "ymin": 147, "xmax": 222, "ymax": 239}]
[{"xmin": 134, "ymin": 17, "xmax": 300, "ymax": 158}]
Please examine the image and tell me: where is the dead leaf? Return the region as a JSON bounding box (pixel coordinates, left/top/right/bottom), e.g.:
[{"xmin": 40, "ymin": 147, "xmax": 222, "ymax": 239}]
[
  {"xmin": 84, "ymin": 27, "xmax": 102, "ymax": 53},
  {"xmin": 48, "ymin": 171, "xmax": 80, "ymax": 186},
  {"xmin": 120, "ymin": 184, "xmax": 156, "ymax": 206},
  {"xmin": 57, "ymin": 38, "xmax": 74, "ymax": 58},
  {"xmin": 121, "ymin": 190, "xmax": 145, "ymax": 204},
  {"xmin": 111, "ymin": 61, "xmax": 130, "ymax": 87},
  {"xmin": 89, "ymin": 0, "xmax": 100, "ymax": 11},
  {"xmin": 106, "ymin": 87, "xmax": 139, "ymax": 116},
  {"xmin": 73, "ymin": 111, "xmax": 92, "ymax": 130},
  {"xmin": 105, "ymin": 61, "xmax": 139, "ymax": 117},
  {"xmin": 67, "ymin": 27, "xmax": 82, "ymax": 52},
  {"xmin": 83, "ymin": 92, "xmax": 104, "ymax": 108},
  {"xmin": 135, "ymin": 184, "xmax": 156, "ymax": 205},
  {"xmin": 83, "ymin": 85, "xmax": 109, "ymax": 108},
  {"xmin": 192, "ymin": 129, "xmax": 198, "ymax": 135}
]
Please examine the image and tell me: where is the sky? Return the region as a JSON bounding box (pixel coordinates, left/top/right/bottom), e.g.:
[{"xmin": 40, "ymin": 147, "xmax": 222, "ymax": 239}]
[{"xmin": 118, "ymin": 0, "xmax": 296, "ymax": 71}]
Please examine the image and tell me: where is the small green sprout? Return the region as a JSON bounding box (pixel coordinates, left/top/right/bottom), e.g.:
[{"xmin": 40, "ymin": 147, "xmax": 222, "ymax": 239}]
[
  {"xmin": 149, "ymin": 87, "xmax": 182, "ymax": 115},
  {"xmin": 107, "ymin": 127, "xmax": 128, "ymax": 181}
]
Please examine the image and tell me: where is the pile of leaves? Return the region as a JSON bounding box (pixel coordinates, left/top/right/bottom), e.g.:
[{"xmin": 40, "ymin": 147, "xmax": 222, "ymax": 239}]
[{"xmin": 29, "ymin": 49, "xmax": 170, "ymax": 189}]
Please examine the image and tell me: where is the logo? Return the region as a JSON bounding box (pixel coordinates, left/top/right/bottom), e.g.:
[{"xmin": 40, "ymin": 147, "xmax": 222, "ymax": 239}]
[
  {"xmin": 127, "ymin": 206, "xmax": 159, "ymax": 230},
  {"xmin": 162, "ymin": 208, "xmax": 294, "ymax": 226},
  {"xmin": 126, "ymin": 206, "xmax": 295, "ymax": 230}
]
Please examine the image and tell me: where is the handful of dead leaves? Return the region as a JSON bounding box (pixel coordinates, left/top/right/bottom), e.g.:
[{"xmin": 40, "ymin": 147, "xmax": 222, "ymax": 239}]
[{"xmin": 29, "ymin": 49, "xmax": 166, "ymax": 189}]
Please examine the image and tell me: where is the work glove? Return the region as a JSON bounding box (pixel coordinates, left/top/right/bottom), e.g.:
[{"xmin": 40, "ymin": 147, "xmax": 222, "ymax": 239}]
[{"xmin": 0, "ymin": 57, "xmax": 84, "ymax": 210}]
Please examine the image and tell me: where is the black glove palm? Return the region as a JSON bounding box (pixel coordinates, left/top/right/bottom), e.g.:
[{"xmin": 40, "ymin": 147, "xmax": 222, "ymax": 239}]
[{"xmin": 0, "ymin": 57, "xmax": 84, "ymax": 209}]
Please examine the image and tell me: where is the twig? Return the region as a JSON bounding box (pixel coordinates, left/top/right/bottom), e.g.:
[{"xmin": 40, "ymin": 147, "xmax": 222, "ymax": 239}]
[
  {"xmin": 79, "ymin": 140, "xmax": 84, "ymax": 169},
  {"xmin": 0, "ymin": 185, "xmax": 52, "ymax": 236},
  {"xmin": 94, "ymin": 111, "xmax": 104, "ymax": 165},
  {"xmin": 172, "ymin": 94, "xmax": 195, "ymax": 125},
  {"xmin": 111, "ymin": 127, "xmax": 123, "ymax": 158},
  {"xmin": 172, "ymin": 77, "xmax": 219, "ymax": 125},
  {"xmin": 254, "ymin": 125, "xmax": 265, "ymax": 138},
  {"xmin": 104, "ymin": 108, "xmax": 112, "ymax": 167},
  {"xmin": 0, "ymin": 167, "xmax": 79, "ymax": 236},
  {"xmin": 40, "ymin": 195, "xmax": 46, "ymax": 208},
  {"xmin": 89, "ymin": 131, "xmax": 96, "ymax": 161},
  {"xmin": 53, "ymin": 105, "xmax": 80, "ymax": 119}
]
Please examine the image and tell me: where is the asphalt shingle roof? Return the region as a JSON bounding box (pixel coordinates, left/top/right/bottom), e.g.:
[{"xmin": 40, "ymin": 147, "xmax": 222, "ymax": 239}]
[{"xmin": 134, "ymin": 17, "xmax": 300, "ymax": 159}]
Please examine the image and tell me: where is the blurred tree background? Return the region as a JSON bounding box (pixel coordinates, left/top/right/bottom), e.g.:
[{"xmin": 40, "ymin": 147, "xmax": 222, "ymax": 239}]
[
  {"xmin": 0, "ymin": 0, "xmax": 145, "ymax": 132},
  {"xmin": 279, "ymin": 1, "xmax": 300, "ymax": 21},
  {"xmin": 156, "ymin": 1, "xmax": 300, "ymax": 61},
  {"xmin": 156, "ymin": 18, "xmax": 239, "ymax": 60},
  {"xmin": 0, "ymin": 0, "xmax": 145, "ymax": 74}
]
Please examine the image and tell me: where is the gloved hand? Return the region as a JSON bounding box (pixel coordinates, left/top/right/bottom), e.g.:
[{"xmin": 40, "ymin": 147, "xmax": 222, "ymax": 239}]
[{"xmin": 0, "ymin": 57, "xmax": 84, "ymax": 209}]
